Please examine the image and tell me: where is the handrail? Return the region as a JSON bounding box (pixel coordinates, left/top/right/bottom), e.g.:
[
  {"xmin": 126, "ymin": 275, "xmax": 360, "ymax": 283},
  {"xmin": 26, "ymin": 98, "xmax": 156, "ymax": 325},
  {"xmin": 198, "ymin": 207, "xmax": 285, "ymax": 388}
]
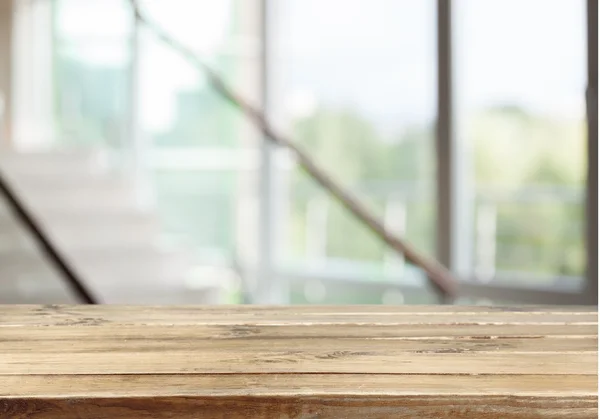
[
  {"xmin": 0, "ymin": 169, "xmax": 98, "ymax": 304},
  {"xmin": 129, "ymin": 0, "xmax": 459, "ymax": 300}
]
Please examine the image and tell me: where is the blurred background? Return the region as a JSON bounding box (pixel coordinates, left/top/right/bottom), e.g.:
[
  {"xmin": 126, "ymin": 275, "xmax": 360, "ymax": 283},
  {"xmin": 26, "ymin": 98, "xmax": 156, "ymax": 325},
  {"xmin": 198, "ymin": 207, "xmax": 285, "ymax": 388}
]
[{"xmin": 0, "ymin": 0, "xmax": 596, "ymax": 305}]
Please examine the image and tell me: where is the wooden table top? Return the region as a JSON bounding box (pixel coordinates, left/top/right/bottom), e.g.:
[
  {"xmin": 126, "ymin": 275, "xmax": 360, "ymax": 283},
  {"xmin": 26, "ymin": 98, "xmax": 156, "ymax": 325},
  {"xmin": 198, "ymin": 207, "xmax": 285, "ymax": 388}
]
[{"xmin": 0, "ymin": 305, "xmax": 597, "ymax": 418}]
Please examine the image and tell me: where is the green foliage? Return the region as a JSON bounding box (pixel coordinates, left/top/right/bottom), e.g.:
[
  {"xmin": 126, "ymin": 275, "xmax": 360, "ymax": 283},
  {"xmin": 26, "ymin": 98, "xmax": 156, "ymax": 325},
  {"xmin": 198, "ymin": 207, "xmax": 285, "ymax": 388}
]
[
  {"xmin": 53, "ymin": 57, "xmax": 128, "ymax": 148},
  {"xmin": 293, "ymin": 108, "xmax": 389, "ymax": 182},
  {"xmin": 151, "ymin": 170, "xmax": 236, "ymax": 254},
  {"xmin": 289, "ymin": 104, "xmax": 586, "ymax": 278},
  {"xmin": 469, "ymin": 106, "xmax": 586, "ymax": 276},
  {"xmin": 154, "ymin": 55, "xmax": 242, "ymax": 148},
  {"xmin": 53, "ymin": 50, "xmax": 586, "ymax": 279},
  {"xmin": 471, "ymin": 106, "xmax": 586, "ymax": 187},
  {"xmin": 153, "ymin": 89, "xmax": 240, "ymax": 148},
  {"xmin": 290, "ymin": 107, "xmax": 436, "ymax": 263}
]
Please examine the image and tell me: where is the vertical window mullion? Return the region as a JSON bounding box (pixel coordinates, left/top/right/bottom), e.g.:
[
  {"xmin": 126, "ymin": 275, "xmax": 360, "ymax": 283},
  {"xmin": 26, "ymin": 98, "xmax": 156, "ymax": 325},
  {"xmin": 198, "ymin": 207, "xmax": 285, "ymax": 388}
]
[
  {"xmin": 436, "ymin": 0, "xmax": 453, "ymax": 297},
  {"xmin": 436, "ymin": 0, "xmax": 474, "ymax": 303},
  {"xmin": 255, "ymin": 0, "xmax": 288, "ymax": 304},
  {"xmin": 584, "ymin": 0, "xmax": 598, "ymax": 304}
]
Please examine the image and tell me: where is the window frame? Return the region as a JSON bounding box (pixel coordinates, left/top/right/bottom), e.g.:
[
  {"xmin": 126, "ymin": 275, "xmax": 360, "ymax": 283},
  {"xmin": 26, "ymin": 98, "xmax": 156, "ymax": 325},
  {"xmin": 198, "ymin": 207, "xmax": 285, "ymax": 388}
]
[
  {"xmin": 117, "ymin": 0, "xmax": 597, "ymax": 305},
  {"xmin": 438, "ymin": 0, "xmax": 596, "ymax": 304},
  {"xmin": 258, "ymin": 0, "xmax": 596, "ymax": 304}
]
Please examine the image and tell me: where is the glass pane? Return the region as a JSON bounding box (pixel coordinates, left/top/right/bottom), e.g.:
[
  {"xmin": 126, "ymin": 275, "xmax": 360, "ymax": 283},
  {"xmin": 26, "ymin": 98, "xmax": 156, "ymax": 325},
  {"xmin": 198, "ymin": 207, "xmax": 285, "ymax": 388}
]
[
  {"xmin": 290, "ymin": 278, "xmax": 439, "ymax": 305},
  {"xmin": 138, "ymin": 0, "xmax": 261, "ymax": 304},
  {"xmin": 151, "ymin": 170, "xmax": 236, "ymax": 255},
  {"xmin": 138, "ymin": 0, "xmax": 260, "ymax": 149},
  {"xmin": 53, "ymin": 0, "xmax": 132, "ymax": 149},
  {"xmin": 455, "ymin": 0, "xmax": 587, "ymax": 287},
  {"xmin": 276, "ymin": 0, "xmax": 437, "ymax": 303}
]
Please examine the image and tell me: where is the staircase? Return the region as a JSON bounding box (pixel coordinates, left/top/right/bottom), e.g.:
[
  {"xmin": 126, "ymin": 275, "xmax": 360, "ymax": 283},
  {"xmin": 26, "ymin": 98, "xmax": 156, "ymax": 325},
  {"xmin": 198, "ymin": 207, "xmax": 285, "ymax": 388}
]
[{"xmin": 0, "ymin": 149, "xmax": 228, "ymax": 304}]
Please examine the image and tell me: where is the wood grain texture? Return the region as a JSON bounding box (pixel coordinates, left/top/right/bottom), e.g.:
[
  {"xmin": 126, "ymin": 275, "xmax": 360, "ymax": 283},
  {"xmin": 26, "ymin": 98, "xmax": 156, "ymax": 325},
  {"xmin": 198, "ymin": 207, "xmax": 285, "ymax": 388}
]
[{"xmin": 0, "ymin": 305, "xmax": 597, "ymax": 418}]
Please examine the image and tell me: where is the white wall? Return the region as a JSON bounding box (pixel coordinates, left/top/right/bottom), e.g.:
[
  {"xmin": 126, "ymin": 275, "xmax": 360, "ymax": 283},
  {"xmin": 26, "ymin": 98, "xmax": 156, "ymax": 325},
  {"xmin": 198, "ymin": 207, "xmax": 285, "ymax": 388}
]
[
  {"xmin": 0, "ymin": 0, "xmax": 14, "ymax": 147},
  {"xmin": 11, "ymin": 0, "xmax": 54, "ymax": 150}
]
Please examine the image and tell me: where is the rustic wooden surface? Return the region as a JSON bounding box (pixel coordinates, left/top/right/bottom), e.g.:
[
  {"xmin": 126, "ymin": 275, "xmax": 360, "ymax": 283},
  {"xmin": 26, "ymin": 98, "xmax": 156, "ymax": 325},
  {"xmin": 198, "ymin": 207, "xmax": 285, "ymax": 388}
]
[{"xmin": 0, "ymin": 305, "xmax": 597, "ymax": 418}]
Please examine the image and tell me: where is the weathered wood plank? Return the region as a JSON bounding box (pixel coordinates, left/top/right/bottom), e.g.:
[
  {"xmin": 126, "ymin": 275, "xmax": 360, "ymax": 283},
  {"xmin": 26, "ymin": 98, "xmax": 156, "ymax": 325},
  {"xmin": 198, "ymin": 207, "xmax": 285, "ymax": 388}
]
[
  {"xmin": 2, "ymin": 350, "xmax": 596, "ymax": 375},
  {"xmin": 1, "ymin": 395, "xmax": 597, "ymax": 419},
  {"xmin": 2, "ymin": 374, "xmax": 596, "ymax": 398},
  {"xmin": 1, "ymin": 335, "xmax": 595, "ymax": 354},
  {"xmin": 0, "ymin": 305, "xmax": 596, "ymax": 418},
  {"xmin": 2, "ymin": 313, "xmax": 595, "ymax": 326},
  {"xmin": 0, "ymin": 323, "xmax": 595, "ymax": 342},
  {"xmin": 0, "ymin": 305, "xmax": 596, "ymax": 327}
]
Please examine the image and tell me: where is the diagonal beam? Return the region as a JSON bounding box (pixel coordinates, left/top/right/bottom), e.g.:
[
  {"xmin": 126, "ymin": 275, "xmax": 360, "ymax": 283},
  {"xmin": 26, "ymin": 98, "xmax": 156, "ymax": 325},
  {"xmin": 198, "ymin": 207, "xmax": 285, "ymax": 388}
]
[
  {"xmin": 0, "ymin": 171, "xmax": 98, "ymax": 304},
  {"xmin": 128, "ymin": 0, "xmax": 459, "ymax": 299}
]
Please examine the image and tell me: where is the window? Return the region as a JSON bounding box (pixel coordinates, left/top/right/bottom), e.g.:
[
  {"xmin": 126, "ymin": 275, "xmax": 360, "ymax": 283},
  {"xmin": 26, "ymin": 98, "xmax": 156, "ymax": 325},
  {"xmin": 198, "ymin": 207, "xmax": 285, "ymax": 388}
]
[
  {"xmin": 44, "ymin": 0, "xmax": 594, "ymax": 304},
  {"xmin": 137, "ymin": 0, "xmax": 257, "ymax": 149},
  {"xmin": 137, "ymin": 1, "xmax": 262, "ymax": 281},
  {"xmin": 53, "ymin": 0, "xmax": 132, "ymax": 149},
  {"xmin": 455, "ymin": 0, "xmax": 587, "ymax": 289},
  {"xmin": 275, "ymin": 0, "xmax": 438, "ymax": 303}
]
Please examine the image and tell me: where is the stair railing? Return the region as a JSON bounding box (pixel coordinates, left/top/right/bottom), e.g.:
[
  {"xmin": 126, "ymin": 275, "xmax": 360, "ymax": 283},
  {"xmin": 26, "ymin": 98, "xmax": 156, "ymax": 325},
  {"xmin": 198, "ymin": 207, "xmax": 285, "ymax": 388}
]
[
  {"xmin": 129, "ymin": 0, "xmax": 459, "ymax": 301},
  {"xmin": 0, "ymin": 170, "xmax": 98, "ymax": 303}
]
